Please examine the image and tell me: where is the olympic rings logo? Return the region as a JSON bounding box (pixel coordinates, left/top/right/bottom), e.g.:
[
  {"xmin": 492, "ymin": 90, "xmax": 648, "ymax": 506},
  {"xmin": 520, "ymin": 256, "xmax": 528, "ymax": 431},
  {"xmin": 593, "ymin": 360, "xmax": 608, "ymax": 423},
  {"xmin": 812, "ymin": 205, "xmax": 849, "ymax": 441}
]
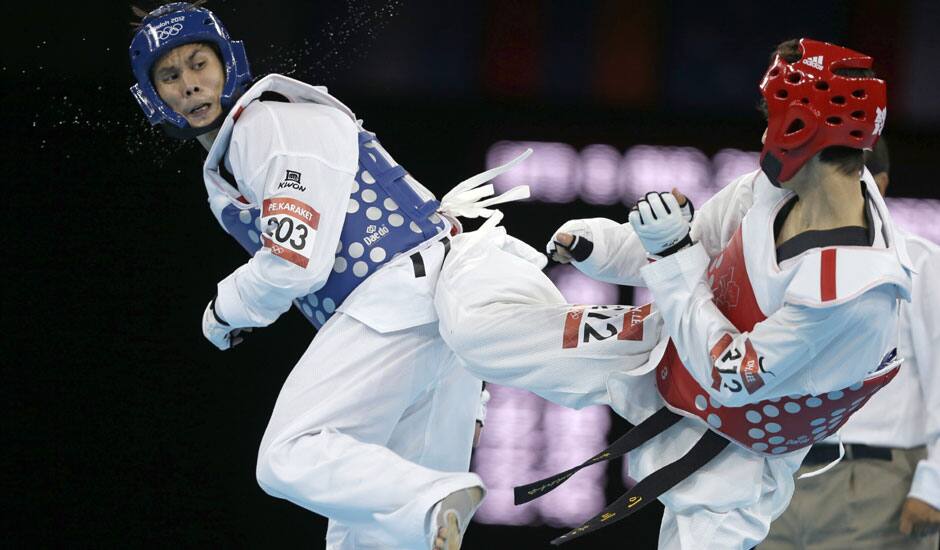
[{"xmin": 154, "ymin": 23, "xmax": 183, "ymax": 41}]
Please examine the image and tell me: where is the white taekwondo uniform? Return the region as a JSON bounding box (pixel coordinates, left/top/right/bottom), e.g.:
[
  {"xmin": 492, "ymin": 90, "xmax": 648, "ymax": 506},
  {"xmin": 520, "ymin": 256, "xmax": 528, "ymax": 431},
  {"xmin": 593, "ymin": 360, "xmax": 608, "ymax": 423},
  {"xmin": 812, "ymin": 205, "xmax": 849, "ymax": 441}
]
[
  {"xmin": 835, "ymin": 228, "xmax": 940, "ymax": 508},
  {"xmin": 434, "ymin": 168, "xmax": 912, "ymax": 549},
  {"xmin": 200, "ymin": 74, "xmax": 495, "ymax": 549},
  {"xmin": 764, "ymin": 226, "xmax": 940, "ymax": 548}
]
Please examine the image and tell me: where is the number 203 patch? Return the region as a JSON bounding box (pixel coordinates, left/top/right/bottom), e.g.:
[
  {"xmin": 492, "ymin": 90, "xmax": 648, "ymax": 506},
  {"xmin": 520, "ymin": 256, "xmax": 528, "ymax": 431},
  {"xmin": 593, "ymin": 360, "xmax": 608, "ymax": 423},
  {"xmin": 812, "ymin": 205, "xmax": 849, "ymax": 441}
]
[{"xmin": 261, "ymin": 197, "xmax": 320, "ymax": 268}]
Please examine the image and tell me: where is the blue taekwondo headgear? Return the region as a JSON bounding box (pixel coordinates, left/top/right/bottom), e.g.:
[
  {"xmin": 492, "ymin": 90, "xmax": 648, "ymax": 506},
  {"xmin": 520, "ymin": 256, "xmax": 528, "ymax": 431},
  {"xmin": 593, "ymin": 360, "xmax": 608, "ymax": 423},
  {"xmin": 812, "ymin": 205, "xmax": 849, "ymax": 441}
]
[{"xmin": 129, "ymin": 2, "xmax": 252, "ymax": 139}]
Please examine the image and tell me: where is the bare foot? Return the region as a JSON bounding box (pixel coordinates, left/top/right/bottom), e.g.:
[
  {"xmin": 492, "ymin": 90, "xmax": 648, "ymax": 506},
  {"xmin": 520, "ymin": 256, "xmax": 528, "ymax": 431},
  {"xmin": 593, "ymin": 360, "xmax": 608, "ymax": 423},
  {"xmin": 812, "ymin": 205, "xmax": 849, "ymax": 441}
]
[
  {"xmin": 550, "ymin": 233, "xmax": 574, "ymax": 263},
  {"xmin": 432, "ymin": 486, "xmax": 484, "ymax": 550}
]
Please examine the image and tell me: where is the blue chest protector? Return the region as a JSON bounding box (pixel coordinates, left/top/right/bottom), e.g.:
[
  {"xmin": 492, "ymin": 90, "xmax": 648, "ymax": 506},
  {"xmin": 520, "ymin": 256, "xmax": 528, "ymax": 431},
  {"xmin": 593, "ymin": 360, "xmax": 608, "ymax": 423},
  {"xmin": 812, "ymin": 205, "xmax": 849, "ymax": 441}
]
[{"xmin": 217, "ymin": 130, "xmax": 447, "ymax": 329}]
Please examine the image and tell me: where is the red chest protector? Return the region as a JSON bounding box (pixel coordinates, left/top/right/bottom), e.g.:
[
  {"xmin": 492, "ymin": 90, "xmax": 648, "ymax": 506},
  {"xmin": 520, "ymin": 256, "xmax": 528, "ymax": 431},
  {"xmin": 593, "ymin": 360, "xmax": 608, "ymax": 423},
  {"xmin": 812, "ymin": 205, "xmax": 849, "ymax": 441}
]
[
  {"xmin": 516, "ymin": 191, "xmax": 907, "ymax": 545},
  {"xmin": 655, "ymin": 225, "xmax": 900, "ymax": 456}
]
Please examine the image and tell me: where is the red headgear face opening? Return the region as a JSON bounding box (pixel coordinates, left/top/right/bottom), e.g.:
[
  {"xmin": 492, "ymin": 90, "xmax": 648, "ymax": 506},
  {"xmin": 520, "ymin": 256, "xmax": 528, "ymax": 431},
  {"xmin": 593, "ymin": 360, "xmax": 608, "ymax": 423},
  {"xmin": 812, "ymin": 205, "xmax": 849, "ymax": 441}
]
[{"xmin": 759, "ymin": 38, "xmax": 887, "ymax": 185}]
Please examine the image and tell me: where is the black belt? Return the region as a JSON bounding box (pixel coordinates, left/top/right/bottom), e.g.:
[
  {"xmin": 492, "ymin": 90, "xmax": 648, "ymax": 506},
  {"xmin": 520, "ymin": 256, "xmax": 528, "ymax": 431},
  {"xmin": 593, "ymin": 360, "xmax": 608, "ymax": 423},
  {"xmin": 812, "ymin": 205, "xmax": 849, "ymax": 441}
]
[
  {"xmin": 410, "ymin": 236, "xmax": 451, "ymax": 278},
  {"xmin": 803, "ymin": 443, "xmax": 893, "ymax": 465},
  {"xmin": 514, "ymin": 408, "xmax": 729, "ymax": 545}
]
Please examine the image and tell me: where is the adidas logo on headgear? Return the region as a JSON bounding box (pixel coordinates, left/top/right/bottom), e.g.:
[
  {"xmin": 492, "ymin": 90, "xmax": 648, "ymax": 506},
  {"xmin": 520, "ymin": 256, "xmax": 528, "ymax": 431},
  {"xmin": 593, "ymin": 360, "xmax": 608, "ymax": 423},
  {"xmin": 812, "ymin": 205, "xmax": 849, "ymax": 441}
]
[{"xmin": 802, "ymin": 55, "xmax": 824, "ymax": 70}]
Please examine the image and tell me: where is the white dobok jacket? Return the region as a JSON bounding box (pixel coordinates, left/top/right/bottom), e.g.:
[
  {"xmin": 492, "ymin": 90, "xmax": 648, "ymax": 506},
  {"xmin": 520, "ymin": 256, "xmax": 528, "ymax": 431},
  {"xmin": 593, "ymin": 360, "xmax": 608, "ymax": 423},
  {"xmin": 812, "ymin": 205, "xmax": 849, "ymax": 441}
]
[
  {"xmin": 567, "ymin": 168, "xmax": 914, "ymax": 546},
  {"xmin": 835, "ymin": 228, "xmax": 940, "ymax": 509},
  {"xmin": 201, "ymin": 74, "xmax": 450, "ymax": 333}
]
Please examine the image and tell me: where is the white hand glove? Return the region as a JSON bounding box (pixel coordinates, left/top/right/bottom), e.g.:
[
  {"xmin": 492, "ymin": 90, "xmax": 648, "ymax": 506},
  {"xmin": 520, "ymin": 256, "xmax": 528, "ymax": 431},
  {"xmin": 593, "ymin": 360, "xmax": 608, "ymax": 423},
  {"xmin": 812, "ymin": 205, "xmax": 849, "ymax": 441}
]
[
  {"xmin": 202, "ymin": 300, "xmax": 251, "ymax": 350},
  {"xmin": 546, "ymin": 220, "xmax": 595, "ymax": 263},
  {"xmin": 627, "ymin": 192, "xmax": 693, "ymax": 257},
  {"xmin": 676, "ymin": 191, "xmax": 695, "ymax": 224}
]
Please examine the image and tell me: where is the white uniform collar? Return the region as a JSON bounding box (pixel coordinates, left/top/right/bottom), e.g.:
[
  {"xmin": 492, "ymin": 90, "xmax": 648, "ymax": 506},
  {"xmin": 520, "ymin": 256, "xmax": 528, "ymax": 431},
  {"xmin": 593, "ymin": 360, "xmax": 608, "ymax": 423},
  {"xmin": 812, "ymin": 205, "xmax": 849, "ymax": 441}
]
[
  {"xmin": 860, "ymin": 167, "xmax": 915, "ymax": 274},
  {"xmin": 751, "ymin": 167, "xmax": 914, "ymax": 275},
  {"xmin": 202, "ymin": 74, "xmax": 359, "ymax": 201}
]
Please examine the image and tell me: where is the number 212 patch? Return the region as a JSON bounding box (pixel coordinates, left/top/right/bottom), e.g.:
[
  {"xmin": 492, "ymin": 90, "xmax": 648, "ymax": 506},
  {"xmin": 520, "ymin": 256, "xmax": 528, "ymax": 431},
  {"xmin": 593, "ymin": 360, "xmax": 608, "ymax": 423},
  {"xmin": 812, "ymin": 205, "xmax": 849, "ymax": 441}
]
[{"xmin": 261, "ymin": 197, "xmax": 320, "ymax": 268}]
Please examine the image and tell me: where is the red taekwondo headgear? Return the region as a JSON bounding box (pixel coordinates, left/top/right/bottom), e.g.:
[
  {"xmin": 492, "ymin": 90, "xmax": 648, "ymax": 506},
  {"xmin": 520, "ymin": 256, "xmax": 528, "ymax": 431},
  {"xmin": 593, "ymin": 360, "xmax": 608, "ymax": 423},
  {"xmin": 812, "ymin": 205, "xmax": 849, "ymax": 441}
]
[{"xmin": 759, "ymin": 38, "xmax": 887, "ymax": 185}]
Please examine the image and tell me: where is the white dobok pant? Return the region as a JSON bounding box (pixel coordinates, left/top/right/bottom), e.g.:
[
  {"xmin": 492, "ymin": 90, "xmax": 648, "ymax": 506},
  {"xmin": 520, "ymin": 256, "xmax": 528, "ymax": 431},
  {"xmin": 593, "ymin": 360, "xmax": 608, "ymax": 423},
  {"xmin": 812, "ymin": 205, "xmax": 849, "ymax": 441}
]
[
  {"xmin": 434, "ymin": 227, "xmax": 800, "ymax": 550},
  {"xmin": 256, "ymin": 312, "xmax": 483, "ymax": 549}
]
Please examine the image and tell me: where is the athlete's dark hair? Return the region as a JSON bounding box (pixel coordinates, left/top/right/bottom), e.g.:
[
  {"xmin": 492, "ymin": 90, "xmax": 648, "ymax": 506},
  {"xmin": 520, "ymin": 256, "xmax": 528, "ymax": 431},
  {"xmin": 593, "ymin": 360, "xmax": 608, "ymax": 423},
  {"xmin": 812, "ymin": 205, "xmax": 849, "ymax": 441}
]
[{"xmin": 758, "ymin": 39, "xmax": 876, "ymax": 177}]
